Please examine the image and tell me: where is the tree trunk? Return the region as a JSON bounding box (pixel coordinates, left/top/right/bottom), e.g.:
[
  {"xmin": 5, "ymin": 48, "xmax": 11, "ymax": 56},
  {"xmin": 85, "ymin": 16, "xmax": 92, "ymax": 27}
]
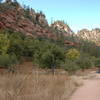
[{"xmin": 51, "ymin": 64, "xmax": 55, "ymax": 75}]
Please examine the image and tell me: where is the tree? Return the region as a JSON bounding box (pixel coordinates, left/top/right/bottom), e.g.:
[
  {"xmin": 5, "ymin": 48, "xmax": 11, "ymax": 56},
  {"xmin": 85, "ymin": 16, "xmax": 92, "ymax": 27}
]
[
  {"xmin": 33, "ymin": 42, "xmax": 65, "ymax": 74},
  {"xmin": 23, "ymin": 37, "xmax": 34, "ymax": 56},
  {"xmin": 76, "ymin": 56, "xmax": 94, "ymax": 70},
  {"xmin": 41, "ymin": 46, "xmax": 65, "ymax": 74},
  {"xmin": 8, "ymin": 33, "xmax": 24, "ymax": 57},
  {"xmin": 66, "ymin": 48, "xmax": 80, "ymax": 61},
  {"xmin": 63, "ymin": 60, "xmax": 80, "ymax": 73},
  {"xmin": 94, "ymin": 57, "xmax": 100, "ymax": 67},
  {"xmin": 0, "ymin": 34, "xmax": 10, "ymax": 55}
]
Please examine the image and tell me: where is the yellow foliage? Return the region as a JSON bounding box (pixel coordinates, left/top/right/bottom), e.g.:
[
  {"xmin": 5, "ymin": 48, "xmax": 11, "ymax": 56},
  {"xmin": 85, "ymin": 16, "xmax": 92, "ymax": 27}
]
[{"xmin": 66, "ymin": 48, "xmax": 80, "ymax": 60}]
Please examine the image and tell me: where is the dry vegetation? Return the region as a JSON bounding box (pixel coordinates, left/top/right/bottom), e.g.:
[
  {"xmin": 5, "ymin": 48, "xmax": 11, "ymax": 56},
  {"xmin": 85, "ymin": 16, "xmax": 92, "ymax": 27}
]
[
  {"xmin": 0, "ymin": 61, "xmax": 85, "ymax": 100},
  {"xmin": 0, "ymin": 71, "xmax": 78, "ymax": 100}
]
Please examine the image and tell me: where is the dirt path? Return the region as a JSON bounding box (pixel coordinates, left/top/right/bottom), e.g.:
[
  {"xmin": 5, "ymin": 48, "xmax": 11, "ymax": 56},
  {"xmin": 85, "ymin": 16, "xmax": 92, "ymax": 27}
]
[{"xmin": 69, "ymin": 73, "xmax": 100, "ymax": 100}]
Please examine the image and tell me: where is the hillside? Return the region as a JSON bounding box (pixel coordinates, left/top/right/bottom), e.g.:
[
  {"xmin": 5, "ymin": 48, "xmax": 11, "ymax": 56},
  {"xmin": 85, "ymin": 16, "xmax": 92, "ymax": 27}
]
[
  {"xmin": 77, "ymin": 28, "xmax": 100, "ymax": 45},
  {"xmin": 0, "ymin": 1, "xmax": 100, "ymax": 100},
  {"xmin": 0, "ymin": 1, "xmax": 55, "ymax": 38},
  {"xmin": 0, "ymin": 0, "xmax": 100, "ymax": 70},
  {"xmin": 51, "ymin": 21, "xmax": 74, "ymax": 36},
  {"xmin": 1, "ymin": 1, "xmax": 100, "ymax": 45},
  {"xmin": 0, "ymin": 0, "xmax": 75, "ymax": 40}
]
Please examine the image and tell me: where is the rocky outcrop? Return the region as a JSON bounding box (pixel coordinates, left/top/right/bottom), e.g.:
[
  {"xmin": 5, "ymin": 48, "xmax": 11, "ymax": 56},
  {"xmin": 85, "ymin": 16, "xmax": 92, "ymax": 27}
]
[
  {"xmin": 77, "ymin": 28, "xmax": 100, "ymax": 44},
  {"xmin": 0, "ymin": 2, "xmax": 56, "ymax": 38},
  {"xmin": 0, "ymin": 1, "xmax": 76, "ymax": 43},
  {"xmin": 51, "ymin": 21, "xmax": 74, "ymax": 36}
]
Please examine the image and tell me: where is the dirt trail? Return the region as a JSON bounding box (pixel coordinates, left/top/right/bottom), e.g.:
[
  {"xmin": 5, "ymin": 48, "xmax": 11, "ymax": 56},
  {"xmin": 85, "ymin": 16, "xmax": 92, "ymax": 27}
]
[{"xmin": 69, "ymin": 73, "xmax": 100, "ymax": 100}]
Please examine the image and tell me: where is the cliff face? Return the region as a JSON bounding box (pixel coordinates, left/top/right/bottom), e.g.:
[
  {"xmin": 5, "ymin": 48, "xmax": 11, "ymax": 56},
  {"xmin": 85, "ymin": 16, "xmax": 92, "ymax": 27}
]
[
  {"xmin": 0, "ymin": 2, "xmax": 75, "ymax": 40},
  {"xmin": 51, "ymin": 21, "xmax": 74, "ymax": 36},
  {"xmin": 0, "ymin": 2, "xmax": 56, "ymax": 38},
  {"xmin": 77, "ymin": 28, "xmax": 100, "ymax": 44},
  {"xmin": 1, "ymin": 1, "xmax": 100, "ymax": 46}
]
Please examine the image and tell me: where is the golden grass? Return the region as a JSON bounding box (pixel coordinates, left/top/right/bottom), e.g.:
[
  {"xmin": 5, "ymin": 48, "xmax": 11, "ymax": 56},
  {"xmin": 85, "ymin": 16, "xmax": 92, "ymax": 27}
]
[{"xmin": 0, "ymin": 70, "xmax": 78, "ymax": 100}]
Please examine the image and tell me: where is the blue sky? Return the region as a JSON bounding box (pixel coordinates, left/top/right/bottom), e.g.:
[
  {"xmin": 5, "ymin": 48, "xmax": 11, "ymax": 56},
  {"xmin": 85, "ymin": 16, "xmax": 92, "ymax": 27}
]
[{"xmin": 17, "ymin": 0, "xmax": 100, "ymax": 32}]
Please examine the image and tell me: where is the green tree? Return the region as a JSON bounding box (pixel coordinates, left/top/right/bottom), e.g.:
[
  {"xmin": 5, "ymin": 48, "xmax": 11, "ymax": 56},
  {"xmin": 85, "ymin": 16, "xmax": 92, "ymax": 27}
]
[
  {"xmin": 66, "ymin": 48, "xmax": 80, "ymax": 60},
  {"xmin": 23, "ymin": 37, "xmax": 35, "ymax": 56},
  {"xmin": 40, "ymin": 45, "xmax": 65, "ymax": 68},
  {"xmin": 0, "ymin": 34, "xmax": 10, "ymax": 55},
  {"xmin": 8, "ymin": 33, "xmax": 24, "ymax": 57},
  {"xmin": 94, "ymin": 57, "xmax": 100, "ymax": 67},
  {"xmin": 76, "ymin": 56, "xmax": 94, "ymax": 70},
  {"xmin": 63, "ymin": 60, "xmax": 80, "ymax": 74},
  {"xmin": 33, "ymin": 41, "xmax": 65, "ymax": 73}
]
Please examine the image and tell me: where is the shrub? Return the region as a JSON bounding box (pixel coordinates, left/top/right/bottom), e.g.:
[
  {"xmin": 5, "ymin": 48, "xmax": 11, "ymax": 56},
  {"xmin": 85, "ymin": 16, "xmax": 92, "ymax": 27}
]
[
  {"xmin": 10, "ymin": 54, "xmax": 19, "ymax": 65},
  {"xmin": 63, "ymin": 60, "xmax": 80, "ymax": 73},
  {"xmin": 40, "ymin": 48, "xmax": 65, "ymax": 68},
  {"xmin": 0, "ymin": 34, "xmax": 9, "ymax": 54},
  {"xmin": 0, "ymin": 54, "xmax": 18, "ymax": 69},
  {"xmin": 23, "ymin": 37, "xmax": 35, "ymax": 57},
  {"xmin": 0, "ymin": 54, "xmax": 10, "ymax": 67},
  {"xmin": 33, "ymin": 42, "xmax": 65, "ymax": 69},
  {"xmin": 94, "ymin": 58, "xmax": 100, "ymax": 67},
  {"xmin": 8, "ymin": 33, "xmax": 24, "ymax": 57},
  {"xmin": 76, "ymin": 56, "xmax": 94, "ymax": 70},
  {"xmin": 66, "ymin": 49, "xmax": 80, "ymax": 61}
]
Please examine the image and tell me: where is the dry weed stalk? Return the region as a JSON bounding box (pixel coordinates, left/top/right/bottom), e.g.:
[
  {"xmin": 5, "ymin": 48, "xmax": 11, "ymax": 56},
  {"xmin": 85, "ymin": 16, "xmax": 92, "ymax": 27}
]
[{"xmin": 0, "ymin": 70, "xmax": 77, "ymax": 100}]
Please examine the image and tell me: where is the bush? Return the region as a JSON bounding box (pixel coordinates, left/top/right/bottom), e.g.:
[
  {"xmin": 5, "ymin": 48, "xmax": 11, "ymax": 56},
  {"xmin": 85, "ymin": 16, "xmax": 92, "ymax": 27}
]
[
  {"xmin": 40, "ymin": 48, "xmax": 65, "ymax": 68},
  {"xmin": 10, "ymin": 54, "xmax": 19, "ymax": 65},
  {"xmin": 63, "ymin": 60, "xmax": 80, "ymax": 73},
  {"xmin": 76, "ymin": 56, "xmax": 94, "ymax": 70},
  {"xmin": 8, "ymin": 33, "xmax": 24, "ymax": 57},
  {"xmin": 94, "ymin": 58, "xmax": 100, "ymax": 67},
  {"xmin": 23, "ymin": 37, "xmax": 35, "ymax": 57},
  {"xmin": 0, "ymin": 34, "xmax": 9, "ymax": 54},
  {"xmin": 63, "ymin": 55, "xmax": 94, "ymax": 73},
  {"xmin": 0, "ymin": 54, "xmax": 11, "ymax": 67},
  {"xmin": 66, "ymin": 49, "xmax": 80, "ymax": 61},
  {"xmin": 0, "ymin": 54, "xmax": 18, "ymax": 68},
  {"xmin": 33, "ymin": 42, "xmax": 65, "ymax": 69}
]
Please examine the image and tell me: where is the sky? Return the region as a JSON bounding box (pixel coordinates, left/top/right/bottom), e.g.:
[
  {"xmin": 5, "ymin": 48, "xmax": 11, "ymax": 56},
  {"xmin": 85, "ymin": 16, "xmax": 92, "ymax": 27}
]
[{"xmin": 17, "ymin": 0, "xmax": 100, "ymax": 33}]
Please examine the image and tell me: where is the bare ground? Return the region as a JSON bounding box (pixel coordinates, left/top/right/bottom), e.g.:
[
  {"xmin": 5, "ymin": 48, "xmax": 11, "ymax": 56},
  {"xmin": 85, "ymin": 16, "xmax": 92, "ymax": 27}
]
[{"xmin": 69, "ymin": 73, "xmax": 100, "ymax": 100}]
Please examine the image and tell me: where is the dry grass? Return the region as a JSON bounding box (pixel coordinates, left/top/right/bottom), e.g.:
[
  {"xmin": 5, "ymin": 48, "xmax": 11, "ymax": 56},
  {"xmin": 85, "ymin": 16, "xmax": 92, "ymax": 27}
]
[
  {"xmin": 0, "ymin": 71, "xmax": 78, "ymax": 100},
  {"xmin": 0, "ymin": 62, "xmax": 81, "ymax": 100}
]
